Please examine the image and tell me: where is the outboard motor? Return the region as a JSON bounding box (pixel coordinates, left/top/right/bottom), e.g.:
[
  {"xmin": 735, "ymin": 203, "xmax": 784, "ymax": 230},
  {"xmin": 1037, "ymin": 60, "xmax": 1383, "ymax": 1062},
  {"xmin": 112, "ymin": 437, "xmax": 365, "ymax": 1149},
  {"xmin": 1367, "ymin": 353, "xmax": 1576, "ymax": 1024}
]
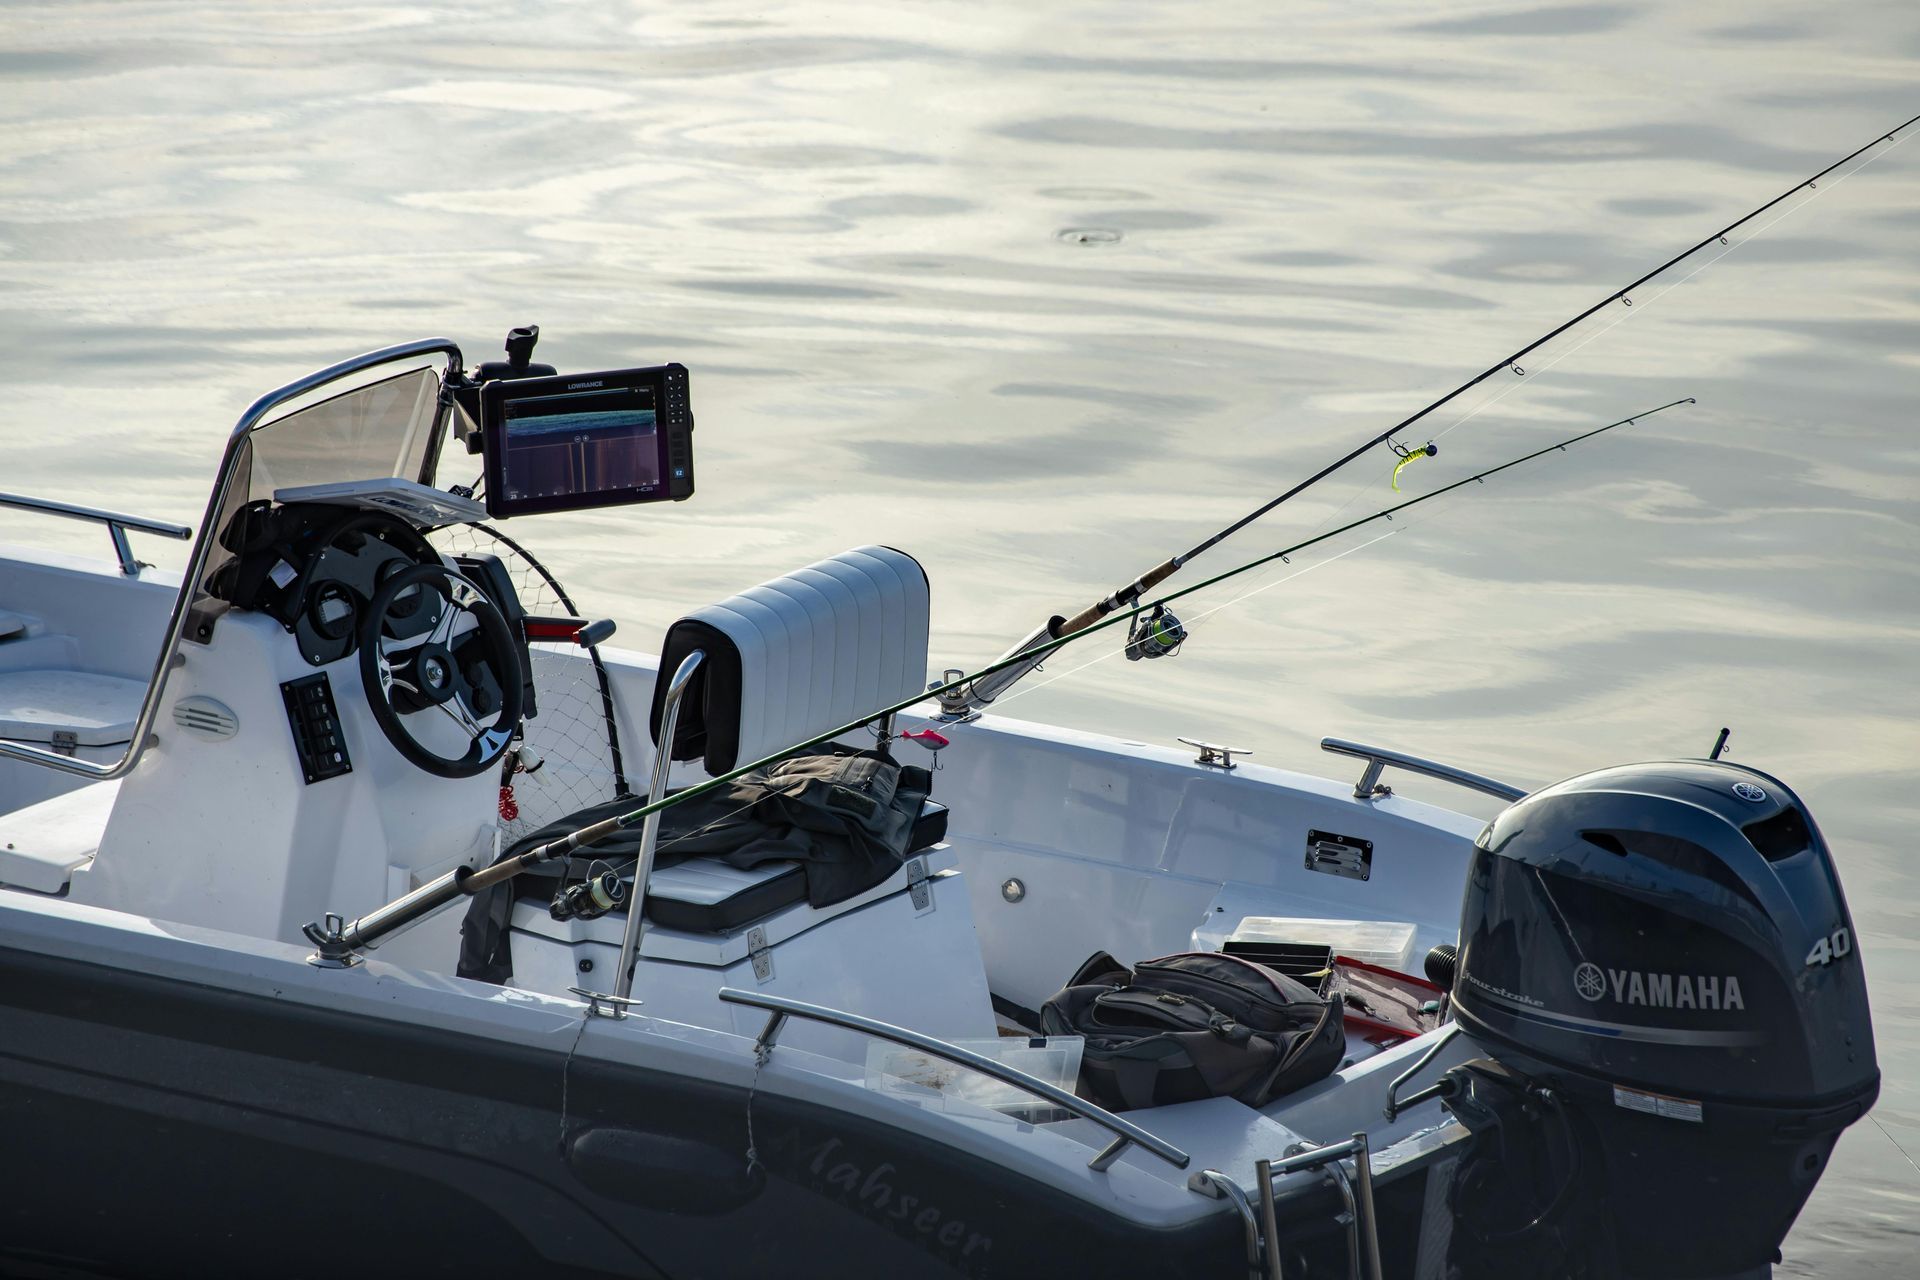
[{"xmin": 1446, "ymin": 760, "xmax": 1878, "ymax": 1279}]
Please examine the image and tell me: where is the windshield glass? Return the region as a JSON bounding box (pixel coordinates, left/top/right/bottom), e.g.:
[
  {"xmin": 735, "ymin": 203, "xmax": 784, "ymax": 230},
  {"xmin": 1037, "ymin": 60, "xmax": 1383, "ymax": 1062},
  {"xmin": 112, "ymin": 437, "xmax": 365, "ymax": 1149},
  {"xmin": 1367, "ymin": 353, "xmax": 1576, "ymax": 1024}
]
[{"xmin": 244, "ymin": 366, "xmax": 441, "ymax": 502}]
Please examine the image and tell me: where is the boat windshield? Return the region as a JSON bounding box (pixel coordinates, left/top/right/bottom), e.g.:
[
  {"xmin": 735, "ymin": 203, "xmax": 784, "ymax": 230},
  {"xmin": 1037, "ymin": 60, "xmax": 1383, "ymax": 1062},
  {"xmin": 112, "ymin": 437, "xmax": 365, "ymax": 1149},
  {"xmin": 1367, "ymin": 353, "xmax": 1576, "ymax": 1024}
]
[{"xmin": 242, "ymin": 366, "xmax": 441, "ymax": 501}]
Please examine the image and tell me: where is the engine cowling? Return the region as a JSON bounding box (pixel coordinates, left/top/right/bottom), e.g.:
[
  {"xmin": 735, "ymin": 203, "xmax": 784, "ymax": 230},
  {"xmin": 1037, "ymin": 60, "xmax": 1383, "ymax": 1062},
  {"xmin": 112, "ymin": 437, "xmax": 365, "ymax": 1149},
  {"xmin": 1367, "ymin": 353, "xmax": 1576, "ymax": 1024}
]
[{"xmin": 1448, "ymin": 760, "xmax": 1877, "ymax": 1278}]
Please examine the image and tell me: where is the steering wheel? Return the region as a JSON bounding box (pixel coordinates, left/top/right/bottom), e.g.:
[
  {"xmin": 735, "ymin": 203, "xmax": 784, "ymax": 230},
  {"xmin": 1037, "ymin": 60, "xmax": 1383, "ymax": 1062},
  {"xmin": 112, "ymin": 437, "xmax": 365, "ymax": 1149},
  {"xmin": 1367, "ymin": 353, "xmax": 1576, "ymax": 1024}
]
[{"xmin": 358, "ymin": 561, "xmax": 526, "ymax": 778}]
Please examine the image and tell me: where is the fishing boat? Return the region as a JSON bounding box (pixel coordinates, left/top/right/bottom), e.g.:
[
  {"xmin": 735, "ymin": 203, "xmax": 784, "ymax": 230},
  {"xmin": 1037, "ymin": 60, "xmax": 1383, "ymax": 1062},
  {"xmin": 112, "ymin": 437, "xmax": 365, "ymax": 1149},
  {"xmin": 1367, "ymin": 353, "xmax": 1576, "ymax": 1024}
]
[{"xmin": 0, "ymin": 121, "xmax": 1902, "ymax": 1280}]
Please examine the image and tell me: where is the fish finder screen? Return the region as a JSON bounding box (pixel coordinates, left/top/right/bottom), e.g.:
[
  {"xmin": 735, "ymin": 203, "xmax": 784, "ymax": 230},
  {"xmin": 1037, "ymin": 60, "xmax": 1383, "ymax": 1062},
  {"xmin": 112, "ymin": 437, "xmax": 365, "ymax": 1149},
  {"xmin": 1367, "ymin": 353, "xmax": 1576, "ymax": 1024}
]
[
  {"xmin": 480, "ymin": 364, "xmax": 694, "ymax": 518},
  {"xmin": 500, "ymin": 385, "xmax": 659, "ymax": 505}
]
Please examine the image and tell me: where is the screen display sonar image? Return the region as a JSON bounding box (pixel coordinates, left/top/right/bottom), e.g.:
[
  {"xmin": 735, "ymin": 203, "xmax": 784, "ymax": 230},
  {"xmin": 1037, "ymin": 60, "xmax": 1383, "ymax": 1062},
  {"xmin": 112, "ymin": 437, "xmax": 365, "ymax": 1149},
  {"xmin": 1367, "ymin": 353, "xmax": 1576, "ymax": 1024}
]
[
  {"xmin": 501, "ymin": 386, "xmax": 658, "ymax": 503},
  {"xmin": 480, "ymin": 363, "xmax": 693, "ymax": 518}
]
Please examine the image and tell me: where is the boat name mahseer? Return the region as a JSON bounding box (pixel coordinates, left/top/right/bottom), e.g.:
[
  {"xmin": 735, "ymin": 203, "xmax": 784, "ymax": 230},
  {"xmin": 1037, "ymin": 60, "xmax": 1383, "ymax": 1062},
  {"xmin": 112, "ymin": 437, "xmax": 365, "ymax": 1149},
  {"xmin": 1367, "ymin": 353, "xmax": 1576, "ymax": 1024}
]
[{"xmin": 804, "ymin": 1137, "xmax": 993, "ymax": 1261}]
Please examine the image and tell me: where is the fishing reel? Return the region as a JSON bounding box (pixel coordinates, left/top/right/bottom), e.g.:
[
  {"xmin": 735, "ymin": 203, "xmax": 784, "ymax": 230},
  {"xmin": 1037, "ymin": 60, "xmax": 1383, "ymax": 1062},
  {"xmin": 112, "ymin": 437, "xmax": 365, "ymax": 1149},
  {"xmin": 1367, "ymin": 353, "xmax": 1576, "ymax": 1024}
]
[
  {"xmin": 549, "ymin": 867, "xmax": 628, "ymax": 922},
  {"xmin": 1125, "ymin": 604, "xmax": 1187, "ymax": 662}
]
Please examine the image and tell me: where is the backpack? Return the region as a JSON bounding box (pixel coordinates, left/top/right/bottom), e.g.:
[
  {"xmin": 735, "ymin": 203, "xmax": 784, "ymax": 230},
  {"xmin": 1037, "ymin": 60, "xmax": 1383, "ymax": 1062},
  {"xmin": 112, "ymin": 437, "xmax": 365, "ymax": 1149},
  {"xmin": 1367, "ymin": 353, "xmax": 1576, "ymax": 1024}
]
[{"xmin": 1039, "ymin": 951, "xmax": 1345, "ymax": 1111}]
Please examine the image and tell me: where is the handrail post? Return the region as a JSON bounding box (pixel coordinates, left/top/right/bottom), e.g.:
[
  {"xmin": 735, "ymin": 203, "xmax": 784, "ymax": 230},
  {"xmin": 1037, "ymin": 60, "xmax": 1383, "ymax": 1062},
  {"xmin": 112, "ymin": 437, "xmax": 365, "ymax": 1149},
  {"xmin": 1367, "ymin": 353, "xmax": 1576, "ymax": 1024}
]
[
  {"xmin": 607, "ymin": 648, "xmax": 705, "ymax": 1013},
  {"xmin": 1256, "ymin": 1158, "xmax": 1284, "ymax": 1280},
  {"xmin": 1087, "ymin": 1136, "xmax": 1132, "ymax": 1173},
  {"xmin": 1350, "ymin": 1132, "xmax": 1384, "ymax": 1280},
  {"xmin": 107, "ymin": 523, "xmax": 140, "ymax": 576}
]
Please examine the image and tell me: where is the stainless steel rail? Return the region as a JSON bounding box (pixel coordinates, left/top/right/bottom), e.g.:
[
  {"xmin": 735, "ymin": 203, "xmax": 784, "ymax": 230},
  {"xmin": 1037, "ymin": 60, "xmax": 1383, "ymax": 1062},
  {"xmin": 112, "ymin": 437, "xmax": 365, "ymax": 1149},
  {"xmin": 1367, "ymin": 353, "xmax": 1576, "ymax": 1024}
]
[
  {"xmin": 0, "ymin": 491, "xmax": 191, "ymax": 575},
  {"xmin": 1321, "ymin": 737, "xmax": 1526, "ymax": 803},
  {"xmin": 1188, "ymin": 1169, "xmax": 1266, "ymax": 1277},
  {"xmin": 608, "ymin": 648, "xmax": 704, "ymax": 1011},
  {"xmin": 1261, "ymin": 1135, "xmax": 1383, "ymax": 1280},
  {"xmin": 0, "ymin": 337, "xmax": 464, "ymax": 781},
  {"xmin": 716, "ymin": 987, "xmax": 1191, "ymax": 1174}
]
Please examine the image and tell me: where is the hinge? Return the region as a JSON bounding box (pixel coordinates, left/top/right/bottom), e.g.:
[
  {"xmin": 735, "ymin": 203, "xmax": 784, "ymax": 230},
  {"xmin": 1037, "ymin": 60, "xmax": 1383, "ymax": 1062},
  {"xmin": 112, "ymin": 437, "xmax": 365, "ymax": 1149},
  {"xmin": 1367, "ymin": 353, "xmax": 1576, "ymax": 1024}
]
[
  {"xmin": 50, "ymin": 730, "xmax": 77, "ymax": 758},
  {"xmin": 747, "ymin": 926, "xmax": 773, "ymax": 982},
  {"xmin": 907, "ymin": 856, "xmax": 933, "ymax": 913}
]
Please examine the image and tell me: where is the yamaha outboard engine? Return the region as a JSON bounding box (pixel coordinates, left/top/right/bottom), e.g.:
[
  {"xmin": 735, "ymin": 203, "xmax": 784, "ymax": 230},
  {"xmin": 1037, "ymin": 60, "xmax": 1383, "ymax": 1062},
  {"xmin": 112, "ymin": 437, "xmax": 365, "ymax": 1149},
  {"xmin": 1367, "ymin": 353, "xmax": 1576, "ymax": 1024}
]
[{"xmin": 1447, "ymin": 760, "xmax": 1878, "ymax": 1279}]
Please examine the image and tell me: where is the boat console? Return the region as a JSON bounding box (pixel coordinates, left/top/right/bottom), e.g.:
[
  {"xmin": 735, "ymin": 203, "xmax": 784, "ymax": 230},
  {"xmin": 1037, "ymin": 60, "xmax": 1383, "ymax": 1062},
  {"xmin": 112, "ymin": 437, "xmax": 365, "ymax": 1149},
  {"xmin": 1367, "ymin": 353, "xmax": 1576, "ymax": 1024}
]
[{"xmin": 14, "ymin": 328, "xmax": 995, "ymax": 1039}]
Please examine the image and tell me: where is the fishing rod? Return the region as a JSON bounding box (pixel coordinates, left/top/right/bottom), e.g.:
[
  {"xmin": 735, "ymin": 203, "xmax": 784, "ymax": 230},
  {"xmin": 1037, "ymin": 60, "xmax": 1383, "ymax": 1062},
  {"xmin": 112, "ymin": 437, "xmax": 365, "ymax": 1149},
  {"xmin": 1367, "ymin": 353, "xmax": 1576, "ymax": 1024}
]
[
  {"xmin": 935, "ymin": 112, "xmax": 1919, "ymax": 716},
  {"xmin": 448, "ymin": 395, "xmax": 1691, "ymax": 902}
]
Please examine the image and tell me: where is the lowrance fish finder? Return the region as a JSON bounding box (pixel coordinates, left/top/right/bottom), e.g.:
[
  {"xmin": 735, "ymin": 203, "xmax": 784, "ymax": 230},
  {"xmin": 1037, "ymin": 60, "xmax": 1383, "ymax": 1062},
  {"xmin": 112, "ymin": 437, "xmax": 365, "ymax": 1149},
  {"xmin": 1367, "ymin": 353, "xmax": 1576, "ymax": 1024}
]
[{"xmin": 479, "ymin": 362, "xmax": 695, "ymax": 519}]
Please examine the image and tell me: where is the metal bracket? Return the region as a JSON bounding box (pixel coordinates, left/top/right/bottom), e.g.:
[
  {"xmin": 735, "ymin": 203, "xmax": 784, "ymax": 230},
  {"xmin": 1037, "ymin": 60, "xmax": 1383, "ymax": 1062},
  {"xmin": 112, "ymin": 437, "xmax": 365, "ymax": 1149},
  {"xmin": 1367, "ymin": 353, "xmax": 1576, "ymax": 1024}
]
[
  {"xmin": 932, "ymin": 668, "xmax": 977, "ymax": 721},
  {"xmin": 1178, "ymin": 737, "xmax": 1252, "ymax": 769},
  {"xmin": 302, "ymin": 912, "xmax": 362, "ymax": 969},
  {"xmin": 570, "ymin": 987, "xmax": 644, "ymax": 1019},
  {"xmin": 906, "ymin": 857, "xmax": 932, "ymax": 913},
  {"xmin": 747, "ymin": 926, "xmax": 773, "ymax": 982}
]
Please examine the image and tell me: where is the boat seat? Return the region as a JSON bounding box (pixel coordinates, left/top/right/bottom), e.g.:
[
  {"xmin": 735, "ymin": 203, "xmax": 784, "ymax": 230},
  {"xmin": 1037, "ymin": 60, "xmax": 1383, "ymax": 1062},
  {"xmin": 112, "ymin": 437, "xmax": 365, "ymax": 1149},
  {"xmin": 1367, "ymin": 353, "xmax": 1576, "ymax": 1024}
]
[
  {"xmin": 0, "ymin": 668, "xmax": 146, "ymax": 748},
  {"xmin": 513, "ymin": 840, "xmax": 960, "ymax": 969},
  {"xmin": 650, "ymin": 545, "xmax": 930, "ymax": 775},
  {"xmin": 0, "ymin": 779, "xmax": 122, "ymax": 893},
  {"xmin": 510, "ymin": 798, "xmax": 950, "ymax": 934}
]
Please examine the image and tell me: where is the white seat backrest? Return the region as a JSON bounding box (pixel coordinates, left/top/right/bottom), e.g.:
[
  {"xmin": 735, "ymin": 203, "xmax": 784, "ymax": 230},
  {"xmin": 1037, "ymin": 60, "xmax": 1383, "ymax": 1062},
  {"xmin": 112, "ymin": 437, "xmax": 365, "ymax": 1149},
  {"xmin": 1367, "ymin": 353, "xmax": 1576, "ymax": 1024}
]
[{"xmin": 652, "ymin": 546, "xmax": 929, "ymax": 773}]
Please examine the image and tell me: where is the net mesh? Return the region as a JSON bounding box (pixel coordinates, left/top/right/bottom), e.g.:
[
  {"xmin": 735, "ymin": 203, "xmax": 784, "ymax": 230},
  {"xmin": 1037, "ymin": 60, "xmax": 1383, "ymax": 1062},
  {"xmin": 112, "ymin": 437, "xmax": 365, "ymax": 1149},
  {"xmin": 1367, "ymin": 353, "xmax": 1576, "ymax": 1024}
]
[{"xmin": 431, "ymin": 522, "xmax": 631, "ymax": 846}]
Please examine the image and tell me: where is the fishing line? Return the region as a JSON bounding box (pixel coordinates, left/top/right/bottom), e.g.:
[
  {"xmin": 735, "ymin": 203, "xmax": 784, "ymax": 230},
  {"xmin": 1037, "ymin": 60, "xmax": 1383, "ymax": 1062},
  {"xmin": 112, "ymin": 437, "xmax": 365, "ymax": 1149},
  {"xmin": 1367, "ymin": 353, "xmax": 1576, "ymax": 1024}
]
[
  {"xmin": 1872, "ymin": 1115, "xmax": 1920, "ymax": 1181},
  {"xmin": 1318, "ymin": 125, "xmax": 1913, "ymax": 540},
  {"xmin": 1206, "ymin": 125, "xmax": 1913, "ymax": 625},
  {"xmin": 1428, "ymin": 122, "xmax": 1913, "ymax": 451}
]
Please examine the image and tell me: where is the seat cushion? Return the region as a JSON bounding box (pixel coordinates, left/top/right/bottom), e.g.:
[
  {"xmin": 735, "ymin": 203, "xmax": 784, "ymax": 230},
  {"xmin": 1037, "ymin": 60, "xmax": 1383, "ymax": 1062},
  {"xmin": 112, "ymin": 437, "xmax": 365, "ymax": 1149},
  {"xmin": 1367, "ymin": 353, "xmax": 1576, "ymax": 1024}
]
[
  {"xmin": 645, "ymin": 859, "xmax": 807, "ymax": 932},
  {"xmin": 651, "ymin": 546, "xmax": 930, "ymax": 774},
  {"xmin": 0, "ymin": 669, "xmax": 145, "ymax": 746}
]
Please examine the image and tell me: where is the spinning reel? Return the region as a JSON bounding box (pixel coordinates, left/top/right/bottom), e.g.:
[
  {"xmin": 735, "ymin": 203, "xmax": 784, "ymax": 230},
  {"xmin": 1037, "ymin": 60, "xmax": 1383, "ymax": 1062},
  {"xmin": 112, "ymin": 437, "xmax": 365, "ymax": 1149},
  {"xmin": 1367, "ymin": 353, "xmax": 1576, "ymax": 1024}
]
[{"xmin": 1125, "ymin": 604, "xmax": 1187, "ymax": 662}]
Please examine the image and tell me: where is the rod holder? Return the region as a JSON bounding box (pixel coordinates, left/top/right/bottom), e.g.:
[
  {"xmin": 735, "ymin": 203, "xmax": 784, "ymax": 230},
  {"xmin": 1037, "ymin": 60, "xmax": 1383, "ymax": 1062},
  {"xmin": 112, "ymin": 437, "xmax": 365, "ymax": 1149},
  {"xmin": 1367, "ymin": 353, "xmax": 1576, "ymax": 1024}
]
[{"xmin": 303, "ymin": 865, "xmax": 475, "ymax": 968}]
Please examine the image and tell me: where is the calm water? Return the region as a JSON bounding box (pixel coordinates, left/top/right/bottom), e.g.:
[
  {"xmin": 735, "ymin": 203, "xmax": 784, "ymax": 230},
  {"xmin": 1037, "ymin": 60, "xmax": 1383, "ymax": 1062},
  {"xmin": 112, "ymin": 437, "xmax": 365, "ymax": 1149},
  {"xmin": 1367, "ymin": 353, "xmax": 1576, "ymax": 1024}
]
[{"xmin": 2, "ymin": 1, "xmax": 1916, "ymax": 1270}]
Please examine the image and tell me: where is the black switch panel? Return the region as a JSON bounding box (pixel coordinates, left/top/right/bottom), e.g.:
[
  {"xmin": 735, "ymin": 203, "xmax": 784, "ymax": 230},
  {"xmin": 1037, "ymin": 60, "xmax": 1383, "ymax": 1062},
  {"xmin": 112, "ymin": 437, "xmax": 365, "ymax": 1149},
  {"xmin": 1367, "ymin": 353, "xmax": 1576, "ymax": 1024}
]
[{"xmin": 281, "ymin": 672, "xmax": 352, "ymax": 785}]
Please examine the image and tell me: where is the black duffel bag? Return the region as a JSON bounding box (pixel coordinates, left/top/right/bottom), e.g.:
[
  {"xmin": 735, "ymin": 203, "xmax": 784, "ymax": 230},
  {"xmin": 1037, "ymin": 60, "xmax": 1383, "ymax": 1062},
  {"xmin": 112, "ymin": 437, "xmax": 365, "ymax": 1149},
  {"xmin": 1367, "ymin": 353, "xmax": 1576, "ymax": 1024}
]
[{"xmin": 1040, "ymin": 951, "xmax": 1345, "ymax": 1111}]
